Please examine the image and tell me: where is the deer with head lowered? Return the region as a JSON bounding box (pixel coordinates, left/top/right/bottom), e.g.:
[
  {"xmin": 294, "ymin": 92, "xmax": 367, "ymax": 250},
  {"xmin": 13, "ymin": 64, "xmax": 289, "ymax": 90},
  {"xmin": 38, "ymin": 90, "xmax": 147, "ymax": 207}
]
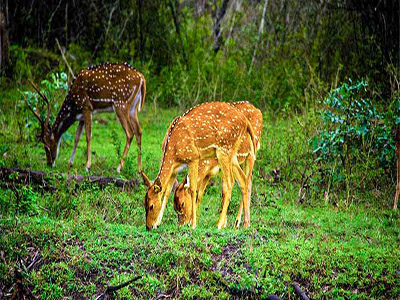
[
  {"xmin": 25, "ymin": 62, "xmax": 146, "ymax": 172},
  {"xmin": 173, "ymin": 101, "xmax": 263, "ymax": 228},
  {"xmin": 141, "ymin": 102, "xmax": 257, "ymax": 230}
]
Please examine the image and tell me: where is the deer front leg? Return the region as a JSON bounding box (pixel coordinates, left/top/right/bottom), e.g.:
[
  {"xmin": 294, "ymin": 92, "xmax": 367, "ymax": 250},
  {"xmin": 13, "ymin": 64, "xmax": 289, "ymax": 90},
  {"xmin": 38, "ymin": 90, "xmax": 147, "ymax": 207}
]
[
  {"xmin": 196, "ymin": 175, "xmax": 211, "ymax": 211},
  {"xmin": 155, "ymin": 175, "xmax": 178, "ymax": 227},
  {"xmin": 188, "ymin": 160, "xmax": 199, "ymax": 229},
  {"xmin": 69, "ymin": 120, "xmax": 84, "ymax": 168},
  {"xmin": 83, "ymin": 112, "xmax": 92, "ymax": 172}
]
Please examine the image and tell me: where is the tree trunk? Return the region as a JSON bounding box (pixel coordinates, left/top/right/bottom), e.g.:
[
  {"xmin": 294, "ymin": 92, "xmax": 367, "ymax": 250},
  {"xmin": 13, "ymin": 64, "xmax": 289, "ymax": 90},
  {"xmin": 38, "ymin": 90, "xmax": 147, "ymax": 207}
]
[
  {"xmin": 0, "ymin": 10, "xmax": 9, "ymax": 72},
  {"xmin": 168, "ymin": 0, "xmax": 187, "ymax": 65},
  {"xmin": 212, "ymin": 0, "xmax": 230, "ymax": 53},
  {"xmin": 137, "ymin": 0, "xmax": 144, "ymax": 60},
  {"xmin": 249, "ymin": 0, "xmax": 268, "ymax": 74}
]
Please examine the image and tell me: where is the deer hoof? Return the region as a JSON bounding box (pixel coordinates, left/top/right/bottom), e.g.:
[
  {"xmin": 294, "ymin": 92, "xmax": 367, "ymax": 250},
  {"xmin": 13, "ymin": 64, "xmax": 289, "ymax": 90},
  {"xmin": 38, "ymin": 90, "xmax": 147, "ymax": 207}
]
[{"xmin": 235, "ymin": 219, "xmax": 240, "ymax": 229}]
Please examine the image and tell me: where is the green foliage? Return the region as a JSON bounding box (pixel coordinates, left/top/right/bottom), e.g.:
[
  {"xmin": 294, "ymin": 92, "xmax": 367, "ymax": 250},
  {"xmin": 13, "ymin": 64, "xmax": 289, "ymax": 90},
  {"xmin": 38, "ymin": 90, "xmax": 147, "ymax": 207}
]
[
  {"xmin": 19, "ymin": 72, "xmax": 71, "ymax": 141},
  {"xmin": 2, "ymin": 173, "xmax": 39, "ymax": 215},
  {"xmin": 312, "ymin": 79, "xmax": 396, "ymax": 199}
]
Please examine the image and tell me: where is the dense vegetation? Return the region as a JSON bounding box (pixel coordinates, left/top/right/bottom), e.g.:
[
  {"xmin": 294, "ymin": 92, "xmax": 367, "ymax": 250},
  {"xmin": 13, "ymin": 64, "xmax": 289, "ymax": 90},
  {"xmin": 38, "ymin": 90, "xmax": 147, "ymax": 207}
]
[{"xmin": 0, "ymin": 0, "xmax": 399, "ymax": 298}]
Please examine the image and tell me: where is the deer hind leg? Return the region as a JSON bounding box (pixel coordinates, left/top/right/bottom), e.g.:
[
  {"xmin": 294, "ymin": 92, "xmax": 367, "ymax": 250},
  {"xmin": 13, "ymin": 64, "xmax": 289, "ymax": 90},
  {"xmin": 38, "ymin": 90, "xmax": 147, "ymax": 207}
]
[
  {"xmin": 231, "ymin": 159, "xmax": 249, "ymax": 228},
  {"xmin": 129, "ymin": 106, "xmax": 142, "ymax": 172},
  {"xmin": 233, "ymin": 154, "xmax": 255, "ymax": 228},
  {"xmin": 234, "ymin": 161, "xmax": 246, "ymax": 228},
  {"xmin": 115, "ymin": 108, "xmax": 134, "ymax": 173},
  {"xmin": 69, "ymin": 120, "xmax": 84, "ymax": 168},
  {"xmin": 83, "ymin": 111, "xmax": 92, "ymax": 172},
  {"xmin": 216, "ymin": 151, "xmax": 235, "ymax": 230}
]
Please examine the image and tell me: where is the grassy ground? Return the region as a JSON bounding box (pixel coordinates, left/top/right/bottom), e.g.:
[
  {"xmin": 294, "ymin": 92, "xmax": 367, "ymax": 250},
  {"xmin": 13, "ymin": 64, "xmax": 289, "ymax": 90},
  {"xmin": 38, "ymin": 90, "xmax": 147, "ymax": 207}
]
[{"xmin": 1, "ymin": 94, "xmax": 399, "ymax": 299}]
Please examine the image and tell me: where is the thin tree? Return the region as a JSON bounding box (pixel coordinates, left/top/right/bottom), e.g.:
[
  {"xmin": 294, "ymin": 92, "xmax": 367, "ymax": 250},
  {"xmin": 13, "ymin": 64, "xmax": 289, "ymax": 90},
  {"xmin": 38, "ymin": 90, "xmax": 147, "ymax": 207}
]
[
  {"xmin": 212, "ymin": 0, "xmax": 230, "ymax": 53},
  {"xmin": 249, "ymin": 0, "xmax": 268, "ymax": 74}
]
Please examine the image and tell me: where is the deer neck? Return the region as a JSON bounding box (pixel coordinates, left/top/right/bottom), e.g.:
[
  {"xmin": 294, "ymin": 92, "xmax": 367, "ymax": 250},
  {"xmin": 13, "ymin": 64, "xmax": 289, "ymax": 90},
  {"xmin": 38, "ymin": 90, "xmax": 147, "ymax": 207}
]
[
  {"xmin": 51, "ymin": 97, "xmax": 78, "ymax": 142},
  {"xmin": 153, "ymin": 150, "xmax": 178, "ymax": 227},
  {"xmin": 157, "ymin": 149, "xmax": 176, "ymax": 194}
]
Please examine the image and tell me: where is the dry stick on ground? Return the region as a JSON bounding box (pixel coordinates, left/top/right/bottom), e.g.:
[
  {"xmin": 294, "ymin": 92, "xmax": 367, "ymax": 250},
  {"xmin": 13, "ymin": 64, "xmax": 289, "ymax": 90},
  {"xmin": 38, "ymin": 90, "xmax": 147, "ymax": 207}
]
[
  {"xmin": 0, "ymin": 167, "xmax": 140, "ymax": 191},
  {"xmin": 7, "ymin": 252, "xmax": 42, "ymax": 297},
  {"xmin": 293, "ymin": 282, "xmax": 310, "ymax": 300},
  {"xmin": 55, "ymin": 38, "xmax": 75, "ymax": 80},
  {"xmin": 95, "ymin": 275, "xmax": 142, "ymax": 300}
]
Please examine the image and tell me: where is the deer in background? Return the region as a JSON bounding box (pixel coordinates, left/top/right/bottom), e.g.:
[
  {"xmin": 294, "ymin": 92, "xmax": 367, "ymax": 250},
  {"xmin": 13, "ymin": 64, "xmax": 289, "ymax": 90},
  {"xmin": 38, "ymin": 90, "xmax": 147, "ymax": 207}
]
[
  {"xmin": 141, "ymin": 102, "xmax": 257, "ymax": 230},
  {"xmin": 173, "ymin": 101, "xmax": 263, "ymax": 228},
  {"xmin": 25, "ymin": 62, "xmax": 146, "ymax": 172}
]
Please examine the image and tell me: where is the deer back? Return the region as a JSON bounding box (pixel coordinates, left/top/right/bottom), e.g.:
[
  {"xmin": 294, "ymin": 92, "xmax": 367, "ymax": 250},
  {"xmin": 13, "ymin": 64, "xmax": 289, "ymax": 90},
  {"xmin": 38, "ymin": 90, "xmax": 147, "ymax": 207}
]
[
  {"xmin": 164, "ymin": 102, "xmax": 249, "ymax": 163},
  {"xmin": 232, "ymin": 101, "xmax": 263, "ymax": 152},
  {"xmin": 68, "ymin": 62, "xmax": 145, "ymax": 111}
]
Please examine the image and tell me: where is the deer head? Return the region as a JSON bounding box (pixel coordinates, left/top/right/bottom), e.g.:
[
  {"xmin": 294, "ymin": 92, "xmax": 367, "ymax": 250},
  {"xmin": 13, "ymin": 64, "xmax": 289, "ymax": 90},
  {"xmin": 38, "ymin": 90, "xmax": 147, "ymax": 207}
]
[
  {"xmin": 141, "ymin": 171, "xmax": 164, "ymax": 230},
  {"xmin": 173, "ymin": 176, "xmax": 193, "ymax": 225},
  {"xmin": 24, "ymin": 79, "xmax": 57, "ymax": 166}
]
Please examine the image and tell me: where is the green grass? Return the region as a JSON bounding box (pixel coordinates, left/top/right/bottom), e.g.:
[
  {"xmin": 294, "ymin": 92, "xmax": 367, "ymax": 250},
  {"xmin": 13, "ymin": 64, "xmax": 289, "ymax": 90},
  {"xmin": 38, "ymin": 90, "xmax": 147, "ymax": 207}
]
[{"xmin": 1, "ymin": 93, "xmax": 399, "ymax": 299}]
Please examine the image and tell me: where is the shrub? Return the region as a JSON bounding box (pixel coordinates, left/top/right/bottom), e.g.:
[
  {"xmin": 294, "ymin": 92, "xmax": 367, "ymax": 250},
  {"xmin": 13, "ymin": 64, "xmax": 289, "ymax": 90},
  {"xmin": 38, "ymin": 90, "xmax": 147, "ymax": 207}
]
[{"xmin": 311, "ymin": 79, "xmax": 397, "ymax": 201}]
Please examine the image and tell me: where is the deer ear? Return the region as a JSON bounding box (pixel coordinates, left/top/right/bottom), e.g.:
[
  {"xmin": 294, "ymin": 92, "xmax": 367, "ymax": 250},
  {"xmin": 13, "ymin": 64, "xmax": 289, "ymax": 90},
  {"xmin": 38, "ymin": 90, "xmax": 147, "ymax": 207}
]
[
  {"xmin": 154, "ymin": 177, "xmax": 162, "ymax": 194},
  {"xmin": 171, "ymin": 179, "xmax": 179, "ymax": 194},
  {"xmin": 141, "ymin": 171, "xmax": 151, "ymax": 187}
]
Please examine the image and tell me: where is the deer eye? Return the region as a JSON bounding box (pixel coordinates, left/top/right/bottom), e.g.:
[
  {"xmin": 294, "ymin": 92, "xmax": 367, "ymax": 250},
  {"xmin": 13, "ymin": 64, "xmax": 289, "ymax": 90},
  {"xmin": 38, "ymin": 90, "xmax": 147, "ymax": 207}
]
[{"xmin": 149, "ymin": 204, "xmax": 154, "ymax": 211}]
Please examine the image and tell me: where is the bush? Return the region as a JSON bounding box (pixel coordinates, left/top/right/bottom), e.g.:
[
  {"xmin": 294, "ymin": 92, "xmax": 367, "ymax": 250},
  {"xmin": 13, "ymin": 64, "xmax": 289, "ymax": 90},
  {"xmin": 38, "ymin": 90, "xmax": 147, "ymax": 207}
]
[{"xmin": 311, "ymin": 79, "xmax": 397, "ymax": 201}]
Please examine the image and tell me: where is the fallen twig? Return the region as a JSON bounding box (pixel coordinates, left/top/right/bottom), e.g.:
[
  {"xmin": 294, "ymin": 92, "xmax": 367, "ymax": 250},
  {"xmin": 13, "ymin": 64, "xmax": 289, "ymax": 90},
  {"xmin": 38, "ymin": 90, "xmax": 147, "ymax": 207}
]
[
  {"xmin": 26, "ymin": 252, "xmax": 41, "ymax": 271},
  {"xmin": 293, "ymin": 282, "xmax": 309, "ymax": 300},
  {"xmin": 95, "ymin": 275, "xmax": 142, "ymax": 299}
]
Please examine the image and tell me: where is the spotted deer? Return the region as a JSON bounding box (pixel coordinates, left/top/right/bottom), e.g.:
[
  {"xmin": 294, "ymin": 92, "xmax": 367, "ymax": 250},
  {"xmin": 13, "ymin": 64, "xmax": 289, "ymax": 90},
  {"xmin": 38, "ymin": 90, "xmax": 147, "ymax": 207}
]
[
  {"xmin": 173, "ymin": 101, "xmax": 263, "ymax": 228},
  {"xmin": 25, "ymin": 62, "xmax": 146, "ymax": 172},
  {"xmin": 141, "ymin": 102, "xmax": 257, "ymax": 230}
]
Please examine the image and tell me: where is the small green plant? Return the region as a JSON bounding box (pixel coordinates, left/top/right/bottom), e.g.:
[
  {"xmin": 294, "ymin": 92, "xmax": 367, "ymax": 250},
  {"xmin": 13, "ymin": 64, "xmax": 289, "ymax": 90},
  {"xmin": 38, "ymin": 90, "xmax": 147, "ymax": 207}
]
[
  {"xmin": 19, "ymin": 72, "xmax": 70, "ymax": 141},
  {"xmin": 8, "ymin": 172, "xmax": 38, "ymax": 215},
  {"xmin": 312, "ymin": 79, "xmax": 396, "ymax": 201}
]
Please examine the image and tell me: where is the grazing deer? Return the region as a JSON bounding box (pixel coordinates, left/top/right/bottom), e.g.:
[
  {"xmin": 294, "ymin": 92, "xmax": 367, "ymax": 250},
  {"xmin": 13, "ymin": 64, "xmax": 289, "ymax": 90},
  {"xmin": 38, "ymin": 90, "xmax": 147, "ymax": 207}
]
[
  {"xmin": 25, "ymin": 62, "xmax": 146, "ymax": 172},
  {"xmin": 141, "ymin": 102, "xmax": 257, "ymax": 230},
  {"xmin": 173, "ymin": 101, "xmax": 263, "ymax": 228}
]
